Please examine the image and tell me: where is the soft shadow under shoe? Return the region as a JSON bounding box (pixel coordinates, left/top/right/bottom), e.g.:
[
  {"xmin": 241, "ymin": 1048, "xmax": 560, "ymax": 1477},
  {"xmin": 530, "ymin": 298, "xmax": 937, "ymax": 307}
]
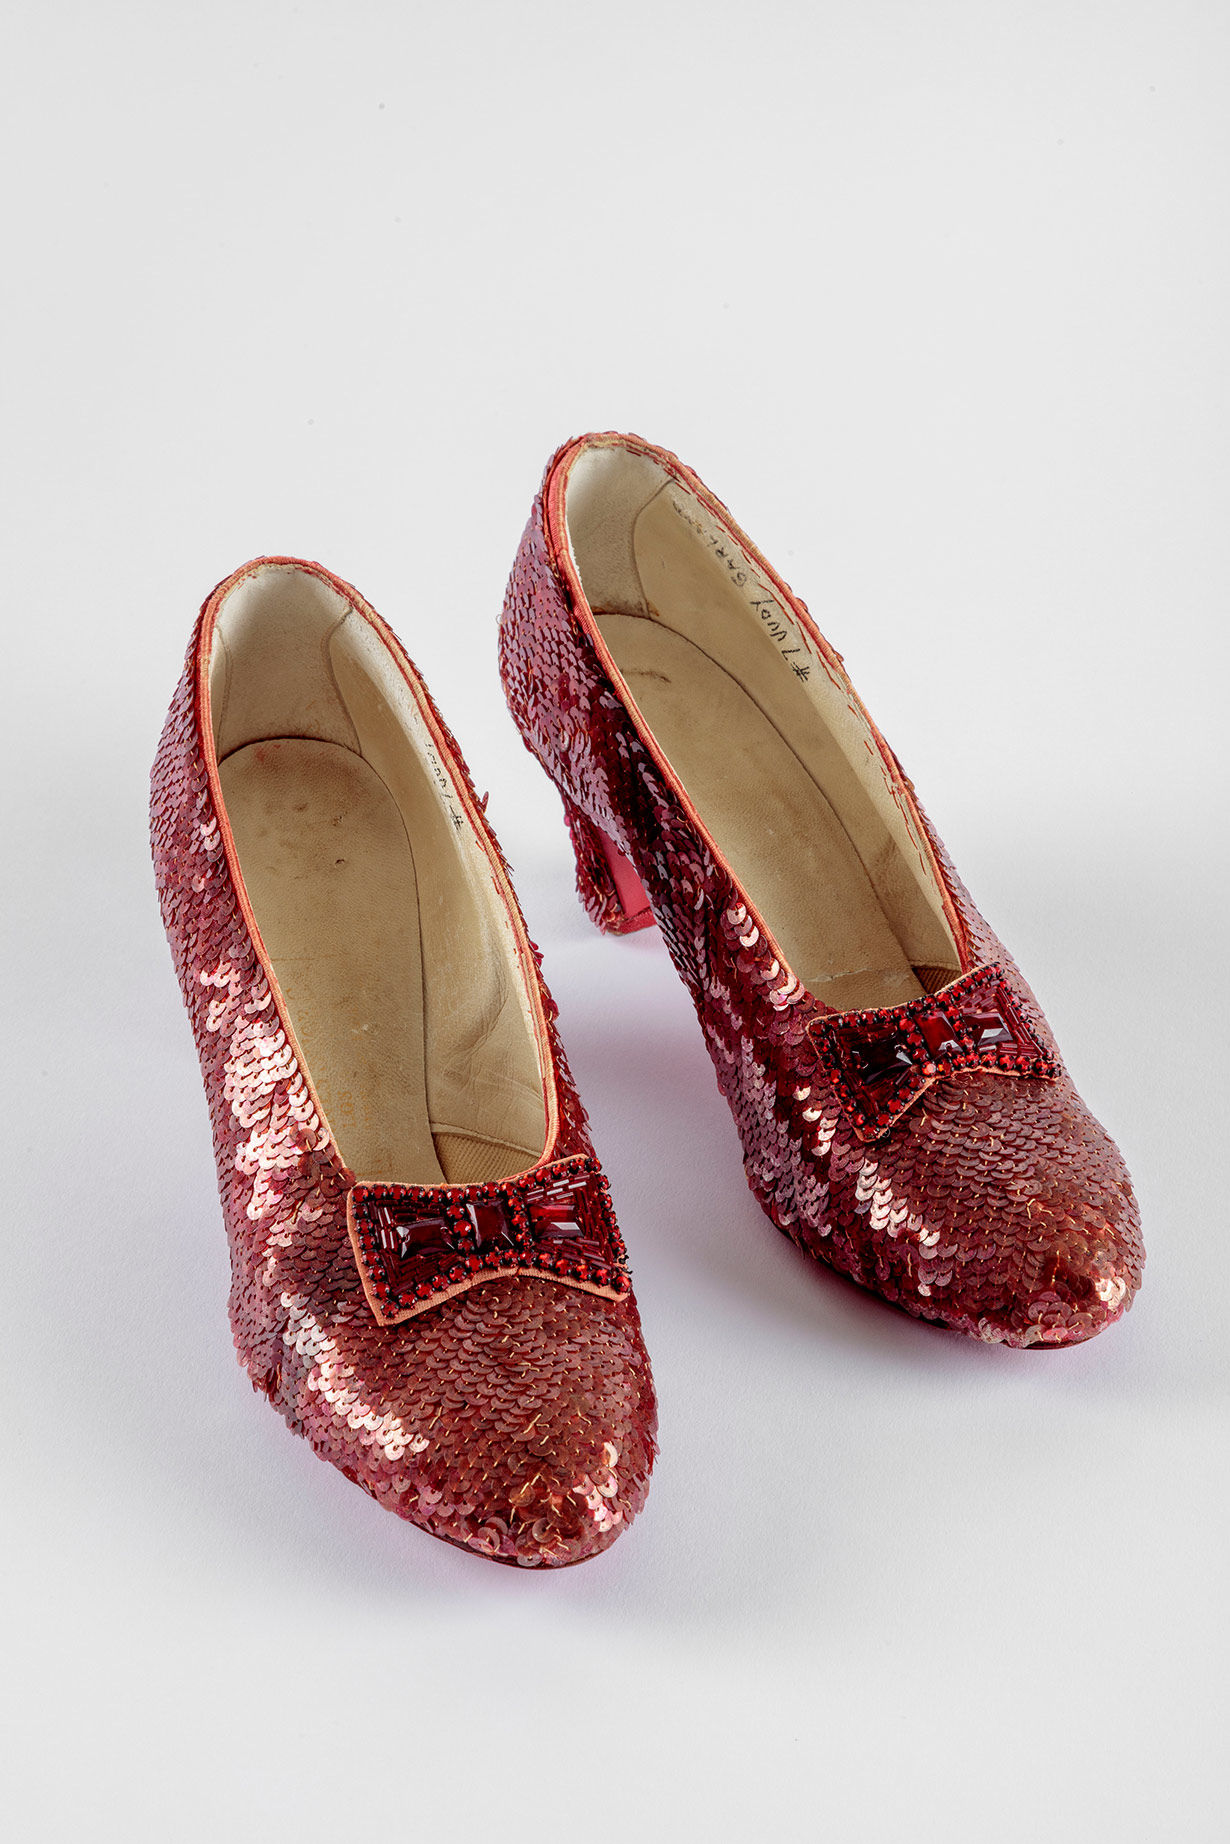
[
  {"xmin": 151, "ymin": 556, "xmax": 656, "ymax": 1562},
  {"xmin": 499, "ymin": 432, "xmax": 1143, "ymax": 1348}
]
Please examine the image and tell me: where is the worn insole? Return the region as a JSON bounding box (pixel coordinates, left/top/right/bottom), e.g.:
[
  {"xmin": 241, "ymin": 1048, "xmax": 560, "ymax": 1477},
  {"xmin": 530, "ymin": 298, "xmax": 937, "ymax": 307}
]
[
  {"xmin": 218, "ymin": 737, "xmax": 445, "ymax": 1182},
  {"xmin": 595, "ymin": 615, "xmax": 924, "ymax": 1011}
]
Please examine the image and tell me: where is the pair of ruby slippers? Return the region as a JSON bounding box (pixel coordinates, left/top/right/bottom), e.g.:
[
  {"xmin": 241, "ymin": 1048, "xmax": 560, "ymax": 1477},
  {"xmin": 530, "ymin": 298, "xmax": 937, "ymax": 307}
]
[{"xmin": 151, "ymin": 431, "xmax": 1144, "ymax": 1567}]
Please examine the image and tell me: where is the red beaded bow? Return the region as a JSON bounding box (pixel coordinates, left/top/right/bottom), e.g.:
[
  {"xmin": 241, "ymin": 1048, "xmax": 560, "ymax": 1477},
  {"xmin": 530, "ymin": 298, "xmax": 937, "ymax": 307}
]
[
  {"xmin": 347, "ymin": 1153, "xmax": 631, "ymax": 1325},
  {"xmin": 810, "ymin": 964, "xmax": 1057, "ymax": 1143}
]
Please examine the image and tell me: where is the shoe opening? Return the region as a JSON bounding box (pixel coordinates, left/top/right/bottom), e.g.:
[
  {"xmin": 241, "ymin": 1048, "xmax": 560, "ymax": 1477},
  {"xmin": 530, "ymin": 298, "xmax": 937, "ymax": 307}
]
[
  {"xmin": 562, "ymin": 439, "xmax": 963, "ymax": 1012},
  {"xmin": 205, "ymin": 562, "xmax": 548, "ymax": 1186}
]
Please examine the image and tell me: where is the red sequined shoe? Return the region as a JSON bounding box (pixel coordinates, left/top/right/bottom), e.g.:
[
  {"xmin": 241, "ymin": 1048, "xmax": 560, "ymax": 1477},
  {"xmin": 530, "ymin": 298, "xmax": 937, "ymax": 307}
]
[
  {"xmin": 151, "ymin": 557, "xmax": 656, "ymax": 1563},
  {"xmin": 500, "ymin": 433, "xmax": 1144, "ymax": 1348}
]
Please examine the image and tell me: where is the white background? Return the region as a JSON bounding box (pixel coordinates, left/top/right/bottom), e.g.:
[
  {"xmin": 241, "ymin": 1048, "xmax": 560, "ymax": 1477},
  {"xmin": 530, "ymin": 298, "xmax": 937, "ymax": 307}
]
[{"xmin": 3, "ymin": 3, "xmax": 1227, "ymax": 1838}]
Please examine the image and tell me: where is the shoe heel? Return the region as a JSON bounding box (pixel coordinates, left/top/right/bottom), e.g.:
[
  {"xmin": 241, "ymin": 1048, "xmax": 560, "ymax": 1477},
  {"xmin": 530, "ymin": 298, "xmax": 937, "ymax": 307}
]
[{"xmin": 560, "ymin": 793, "xmax": 655, "ymax": 935}]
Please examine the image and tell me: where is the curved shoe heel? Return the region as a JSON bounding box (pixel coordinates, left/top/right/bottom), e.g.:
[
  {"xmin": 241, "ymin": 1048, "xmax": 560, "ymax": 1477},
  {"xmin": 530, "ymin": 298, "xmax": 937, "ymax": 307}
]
[{"xmin": 560, "ymin": 793, "xmax": 655, "ymax": 935}]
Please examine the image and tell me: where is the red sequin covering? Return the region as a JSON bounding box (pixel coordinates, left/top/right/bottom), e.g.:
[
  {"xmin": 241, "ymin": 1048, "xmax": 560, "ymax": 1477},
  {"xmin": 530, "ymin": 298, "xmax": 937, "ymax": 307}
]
[
  {"xmin": 150, "ymin": 558, "xmax": 656, "ymax": 1565},
  {"xmin": 499, "ymin": 435, "xmax": 1144, "ymax": 1348}
]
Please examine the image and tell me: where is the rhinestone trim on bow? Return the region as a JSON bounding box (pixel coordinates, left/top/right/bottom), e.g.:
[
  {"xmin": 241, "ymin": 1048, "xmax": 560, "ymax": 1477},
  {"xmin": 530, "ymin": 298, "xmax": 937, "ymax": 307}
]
[
  {"xmin": 347, "ymin": 1153, "xmax": 631, "ymax": 1325},
  {"xmin": 810, "ymin": 964, "xmax": 1057, "ymax": 1143}
]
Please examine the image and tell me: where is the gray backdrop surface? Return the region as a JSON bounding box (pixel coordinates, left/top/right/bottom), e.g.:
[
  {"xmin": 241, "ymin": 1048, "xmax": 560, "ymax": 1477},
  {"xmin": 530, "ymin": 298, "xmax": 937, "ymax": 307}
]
[{"xmin": 2, "ymin": 4, "xmax": 1226, "ymax": 1838}]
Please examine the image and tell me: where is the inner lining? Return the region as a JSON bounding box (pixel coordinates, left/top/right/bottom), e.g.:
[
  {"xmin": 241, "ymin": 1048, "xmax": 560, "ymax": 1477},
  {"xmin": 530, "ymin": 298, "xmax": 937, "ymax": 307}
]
[
  {"xmin": 221, "ymin": 739, "xmax": 445, "ymax": 1181},
  {"xmin": 565, "ymin": 445, "xmax": 961, "ymax": 1011},
  {"xmin": 210, "ymin": 566, "xmax": 546, "ymax": 1185}
]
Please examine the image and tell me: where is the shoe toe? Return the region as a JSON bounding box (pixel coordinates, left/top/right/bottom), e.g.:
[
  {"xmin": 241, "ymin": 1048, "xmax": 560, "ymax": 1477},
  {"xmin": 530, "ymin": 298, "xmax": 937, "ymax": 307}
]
[
  {"xmin": 991, "ymin": 1185, "xmax": 1142, "ymax": 1348},
  {"xmin": 306, "ymin": 1276, "xmax": 657, "ymax": 1565},
  {"xmin": 876, "ymin": 1073, "xmax": 1143, "ymax": 1348}
]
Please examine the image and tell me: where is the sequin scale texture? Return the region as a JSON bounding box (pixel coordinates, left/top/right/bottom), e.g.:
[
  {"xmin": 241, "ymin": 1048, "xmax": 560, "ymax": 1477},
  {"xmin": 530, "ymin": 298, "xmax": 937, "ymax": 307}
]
[
  {"xmin": 150, "ymin": 558, "xmax": 656, "ymax": 1565},
  {"xmin": 499, "ymin": 434, "xmax": 1144, "ymax": 1347}
]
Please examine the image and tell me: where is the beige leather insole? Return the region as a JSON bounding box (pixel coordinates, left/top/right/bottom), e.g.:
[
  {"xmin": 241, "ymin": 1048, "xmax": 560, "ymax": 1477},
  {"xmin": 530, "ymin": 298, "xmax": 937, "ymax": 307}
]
[
  {"xmin": 596, "ymin": 615, "xmax": 925, "ymax": 1011},
  {"xmin": 219, "ymin": 738, "xmax": 445, "ymax": 1183}
]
